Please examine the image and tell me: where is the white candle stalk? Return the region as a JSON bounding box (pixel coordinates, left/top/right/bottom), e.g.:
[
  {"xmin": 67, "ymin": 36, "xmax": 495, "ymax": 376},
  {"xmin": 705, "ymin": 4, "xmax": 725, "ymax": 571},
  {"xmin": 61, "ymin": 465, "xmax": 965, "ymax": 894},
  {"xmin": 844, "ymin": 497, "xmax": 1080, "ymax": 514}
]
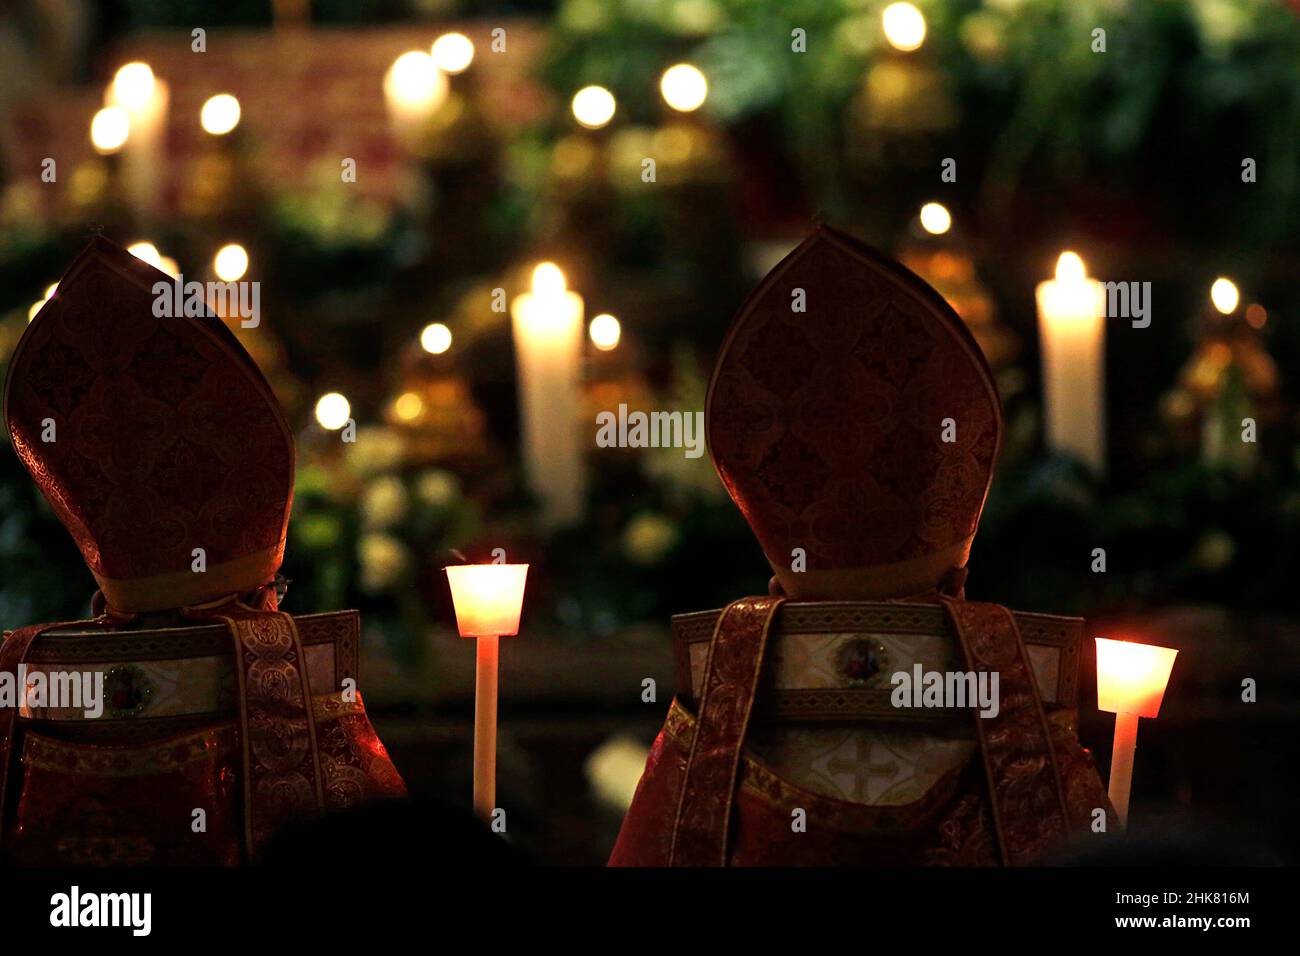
[
  {"xmin": 1036, "ymin": 251, "xmax": 1106, "ymax": 474},
  {"xmin": 511, "ymin": 263, "xmax": 586, "ymax": 527}
]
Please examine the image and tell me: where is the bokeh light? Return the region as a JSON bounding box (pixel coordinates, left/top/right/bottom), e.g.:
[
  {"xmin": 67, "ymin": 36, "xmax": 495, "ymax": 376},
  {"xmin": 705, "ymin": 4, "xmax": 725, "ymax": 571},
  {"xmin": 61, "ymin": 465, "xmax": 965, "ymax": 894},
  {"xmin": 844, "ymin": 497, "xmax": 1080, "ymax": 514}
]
[
  {"xmin": 90, "ymin": 106, "xmax": 130, "ymax": 153},
  {"xmin": 572, "ymin": 86, "xmax": 616, "ymax": 129},
  {"xmin": 589, "ymin": 313, "xmax": 622, "ymax": 351},
  {"xmin": 659, "ymin": 64, "xmax": 708, "ymax": 112},
  {"xmin": 883, "ymin": 2, "xmax": 927, "ymax": 52},
  {"xmin": 213, "ymin": 243, "xmax": 249, "ymax": 282},
  {"xmin": 384, "ymin": 51, "xmax": 447, "ymax": 110},
  {"xmin": 315, "ymin": 392, "xmax": 351, "ymax": 430},
  {"xmin": 200, "ymin": 93, "xmax": 241, "ymax": 135},
  {"xmin": 111, "ymin": 62, "xmax": 156, "ymax": 111},
  {"xmin": 126, "ymin": 241, "xmax": 163, "ymax": 269},
  {"xmin": 420, "ymin": 322, "xmax": 453, "ymax": 354},
  {"xmin": 919, "ymin": 202, "xmax": 951, "ymax": 235},
  {"xmin": 432, "ymin": 33, "xmax": 475, "ymax": 74},
  {"xmin": 1210, "ymin": 277, "xmax": 1240, "ymax": 314}
]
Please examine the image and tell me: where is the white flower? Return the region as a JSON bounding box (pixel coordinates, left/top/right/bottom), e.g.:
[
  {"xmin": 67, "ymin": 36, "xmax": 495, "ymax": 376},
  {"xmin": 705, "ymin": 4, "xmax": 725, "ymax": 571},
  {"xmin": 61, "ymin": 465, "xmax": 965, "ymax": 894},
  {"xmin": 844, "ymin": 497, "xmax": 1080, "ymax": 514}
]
[
  {"xmin": 358, "ymin": 533, "xmax": 409, "ymax": 593},
  {"xmin": 622, "ymin": 513, "xmax": 678, "ymax": 566},
  {"xmin": 415, "ymin": 468, "xmax": 461, "ymax": 507},
  {"xmin": 1191, "ymin": 530, "xmax": 1234, "ymax": 572},
  {"xmin": 361, "ymin": 476, "xmax": 409, "ymax": 529},
  {"xmin": 344, "ymin": 426, "xmax": 406, "ymax": 477}
]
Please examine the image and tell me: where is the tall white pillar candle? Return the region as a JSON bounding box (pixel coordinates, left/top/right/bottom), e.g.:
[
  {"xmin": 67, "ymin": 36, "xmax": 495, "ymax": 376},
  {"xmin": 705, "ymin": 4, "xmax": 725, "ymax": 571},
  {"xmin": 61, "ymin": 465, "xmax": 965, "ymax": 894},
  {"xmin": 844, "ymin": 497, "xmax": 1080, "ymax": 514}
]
[
  {"xmin": 108, "ymin": 63, "xmax": 168, "ymax": 221},
  {"xmin": 511, "ymin": 262, "xmax": 586, "ymax": 526},
  {"xmin": 1036, "ymin": 251, "xmax": 1107, "ymax": 474}
]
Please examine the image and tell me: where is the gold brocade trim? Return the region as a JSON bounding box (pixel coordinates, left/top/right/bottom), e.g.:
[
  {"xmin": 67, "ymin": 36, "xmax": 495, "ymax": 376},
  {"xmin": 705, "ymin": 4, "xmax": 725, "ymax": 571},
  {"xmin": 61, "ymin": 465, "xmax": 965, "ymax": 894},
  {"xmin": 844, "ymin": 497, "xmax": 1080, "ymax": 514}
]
[
  {"xmin": 763, "ymin": 688, "xmax": 972, "ymax": 725},
  {"xmin": 674, "ymin": 602, "xmax": 1082, "ymax": 644},
  {"xmin": 672, "ymin": 601, "xmax": 1082, "ymax": 709},
  {"xmin": 662, "ymin": 697, "xmax": 970, "ymax": 836},
  {"xmin": 17, "ymin": 692, "xmax": 367, "ymax": 749},
  {"xmin": 22, "ymin": 724, "xmax": 235, "ymax": 776},
  {"xmin": 21, "ymin": 610, "xmax": 359, "ymax": 677},
  {"xmin": 312, "ymin": 691, "xmax": 366, "ymax": 720},
  {"xmin": 93, "ymin": 544, "xmax": 285, "ymax": 614}
]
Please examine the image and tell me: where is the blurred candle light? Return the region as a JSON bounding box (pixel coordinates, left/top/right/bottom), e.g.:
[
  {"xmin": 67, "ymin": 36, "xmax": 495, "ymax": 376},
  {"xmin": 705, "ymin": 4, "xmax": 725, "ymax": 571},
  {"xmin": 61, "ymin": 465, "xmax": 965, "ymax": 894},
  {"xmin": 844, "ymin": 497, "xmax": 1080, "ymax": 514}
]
[
  {"xmin": 445, "ymin": 563, "xmax": 529, "ymax": 821},
  {"xmin": 126, "ymin": 241, "xmax": 163, "ymax": 269},
  {"xmin": 393, "ymin": 391, "xmax": 424, "ymax": 422},
  {"xmin": 512, "ymin": 262, "xmax": 586, "ymax": 526},
  {"xmin": 27, "ymin": 300, "xmax": 45, "ymax": 322},
  {"xmin": 431, "ymin": 32, "xmax": 475, "ymax": 74},
  {"xmin": 1210, "ymin": 277, "xmax": 1239, "ymax": 315},
  {"xmin": 43, "ymin": 283, "xmax": 58, "ymax": 300},
  {"xmin": 200, "ymin": 93, "xmax": 241, "ymax": 135},
  {"xmin": 90, "ymin": 106, "xmax": 131, "ymax": 154},
  {"xmin": 589, "ymin": 313, "xmax": 621, "ymax": 351},
  {"xmin": 919, "ymin": 201, "xmax": 951, "ymax": 235},
  {"xmin": 111, "ymin": 62, "xmax": 155, "ymax": 110},
  {"xmin": 883, "ymin": 2, "xmax": 927, "ymax": 52},
  {"xmin": 158, "ymin": 256, "xmax": 181, "ymax": 279},
  {"xmin": 659, "ymin": 64, "xmax": 707, "ymax": 112},
  {"xmin": 384, "ymin": 51, "xmax": 447, "ymax": 146},
  {"xmin": 315, "ymin": 392, "xmax": 351, "ymax": 430},
  {"xmin": 1095, "ymin": 638, "xmax": 1178, "ymax": 829},
  {"xmin": 1036, "ymin": 251, "xmax": 1107, "ymax": 473},
  {"xmin": 213, "ymin": 243, "xmax": 249, "ymax": 282},
  {"xmin": 420, "ymin": 322, "xmax": 453, "ymax": 354},
  {"xmin": 110, "ymin": 62, "xmax": 169, "ymax": 218},
  {"xmin": 571, "ymin": 85, "xmax": 616, "ymax": 129}
]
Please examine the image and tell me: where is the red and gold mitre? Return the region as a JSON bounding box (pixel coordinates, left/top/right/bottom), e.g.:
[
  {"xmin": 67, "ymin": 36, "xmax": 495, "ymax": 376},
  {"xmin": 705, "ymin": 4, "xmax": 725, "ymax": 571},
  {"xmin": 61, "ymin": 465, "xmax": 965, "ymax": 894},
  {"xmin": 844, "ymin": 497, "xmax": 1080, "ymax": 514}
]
[
  {"xmin": 3, "ymin": 237, "xmax": 293, "ymax": 613},
  {"xmin": 706, "ymin": 224, "xmax": 1001, "ymax": 601}
]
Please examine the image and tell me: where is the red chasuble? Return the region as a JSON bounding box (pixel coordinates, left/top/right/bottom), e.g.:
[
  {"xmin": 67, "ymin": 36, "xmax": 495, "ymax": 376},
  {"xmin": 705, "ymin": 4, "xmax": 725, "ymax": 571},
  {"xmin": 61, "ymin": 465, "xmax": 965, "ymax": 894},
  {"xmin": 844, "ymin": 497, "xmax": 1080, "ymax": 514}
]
[
  {"xmin": 610, "ymin": 225, "xmax": 1112, "ymax": 866},
  {"xmin": 1, "ymin": 239, "xmax": 405, "ymax": 864}
]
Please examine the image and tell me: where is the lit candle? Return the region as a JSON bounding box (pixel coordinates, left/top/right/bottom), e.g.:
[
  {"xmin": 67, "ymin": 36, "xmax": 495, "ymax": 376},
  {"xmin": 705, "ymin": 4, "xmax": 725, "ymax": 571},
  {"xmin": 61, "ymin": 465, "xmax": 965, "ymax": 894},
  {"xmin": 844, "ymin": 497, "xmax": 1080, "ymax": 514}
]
[
  {"xmin": 1095, "ymin": 637, "xmax": 1178, "ymax": 830},
  {"xmin": 108, "ymin": 62, "xmax": 169, "ymax": 221},
  {"xmin": 1036, "ymin": 251, "xmax": 1106, "ymax": 473},
  {"xmin": 445, "ymin": 563, "xmax": 529, "ymax": 821},
  {"xmin": 511, "ymin": 263, "xmax": 586, "ymax": 526},
  {"xmin": 383, "ymin": 50, "xmax": 447, "ymax": 149}
]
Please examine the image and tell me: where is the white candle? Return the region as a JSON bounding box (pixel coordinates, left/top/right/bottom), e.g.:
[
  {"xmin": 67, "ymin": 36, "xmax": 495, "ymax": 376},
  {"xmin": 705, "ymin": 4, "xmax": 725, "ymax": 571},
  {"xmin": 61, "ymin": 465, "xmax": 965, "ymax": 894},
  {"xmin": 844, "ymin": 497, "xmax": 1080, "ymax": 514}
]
[
  {"xmin": 108, "ymin": 62, "xmax": 168, "ymax": 221},
  {"xmin": 1095, "ymin": 638, "xmax": 1178, "ymax": 830},
  {"xmin": 511, "ymin": 263, "xmax": 586, "ymax": 526},
  {"xmin": 445, "ymin": 563, "xmax": 529, "ymax": 823},
  {"xmin": 1036, "ymin": 251, "xmax": 1106, "ymax": 473},
  {"xmin": 383, "ymin": 50, "xmax": 447, "ymax": 150}
]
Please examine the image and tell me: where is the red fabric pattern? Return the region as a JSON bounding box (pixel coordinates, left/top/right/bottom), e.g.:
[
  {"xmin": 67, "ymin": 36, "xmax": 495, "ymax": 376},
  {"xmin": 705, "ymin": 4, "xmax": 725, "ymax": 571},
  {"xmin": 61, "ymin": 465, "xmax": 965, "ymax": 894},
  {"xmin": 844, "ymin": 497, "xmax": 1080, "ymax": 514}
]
[
  {"xmin": 4, "ymin": 238, "xmax": 292, "ymax": 595},
  {"xmin": 1, "ymin": 609, "xmax": 407, "ymax": 865},
  {"xmin": 6, "ymin": 727, "xmax": 243, "ymax": 866},
  {"xmin": 3, "ymin": 703, "xmax": 407, "ymax": 866},
  {"xmin": 707, "ymin": 226, "xmax": 999, "ymax": 578},
  {"xmin": 612, "ymin": 595, "xmax": 1106, "ymax": 866},
  {"xmin": 610, "ymin": 696, "xmax": 1111, "ymax": 867}
]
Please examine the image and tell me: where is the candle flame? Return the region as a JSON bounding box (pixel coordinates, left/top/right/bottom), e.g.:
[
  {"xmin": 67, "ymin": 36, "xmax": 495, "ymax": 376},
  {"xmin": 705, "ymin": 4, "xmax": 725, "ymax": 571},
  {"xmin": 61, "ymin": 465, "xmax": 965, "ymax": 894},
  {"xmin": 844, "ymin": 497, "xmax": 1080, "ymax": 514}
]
[
  {"xmin": 90, "ymin": 106, "xmax": 131, "ymax": 153},
  {"xmin": 1210, "ymin": 277, "xmax": 1239, "ymax": 315},
  {"xmin": 1055, "ymin": 251, "xmax": 1086, "ymax": 283},
  {"xmin": 200, "ymin": 93, "xmax": 241, "ymax": 136},
  {"xmin": 445, "ymin": 564, "xmax": 530, "ymax": 638},
  {"xmin": 589, "ymin": 313, "xmax": 621, "ymax": 351},
  {"xmin": 111, "ymin": 62, "xmax": 156, "ymax": 112},
  {"xmin": 126, "ymin": 241, "xmax": 163, "ymax": 269},
  {"xmin": 532, "ymin": 262, "xmax": 567, "ymax": 297},
  {"xmin": 882, "ymin": 2, "xmax": 927, "ymax": 52},
  {"xmin": 1095, "ymin": 638, "xmax": 1178, "ymax": 718},
  {"xmin": 315, "ymin": 392, "xmax": 351, "ymax": 431}
]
